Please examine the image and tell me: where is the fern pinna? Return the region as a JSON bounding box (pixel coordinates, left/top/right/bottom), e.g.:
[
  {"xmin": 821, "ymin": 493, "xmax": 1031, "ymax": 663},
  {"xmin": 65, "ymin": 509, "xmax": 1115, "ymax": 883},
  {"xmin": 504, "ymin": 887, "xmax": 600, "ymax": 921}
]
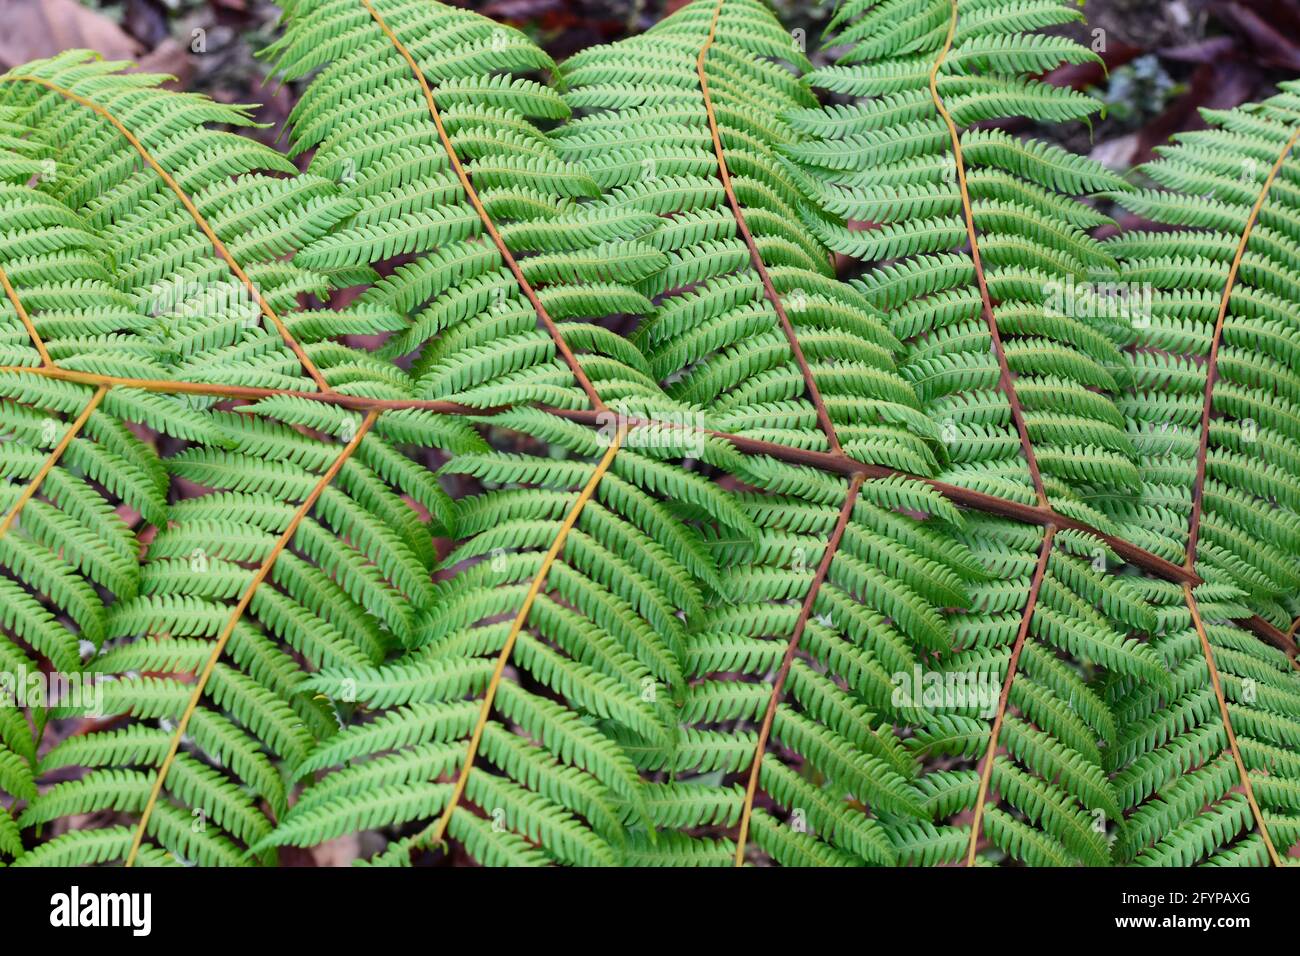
[
  {"xmin": 0, "ymin": 0, "xmax": 1297, "ymax": 868},
  {"xmin": 1099, "ymin": 83, "xmax": 1300, "ymax": 865},
  {"xmin": 778, "ymin": 0, "xmax": 1300, "ymax": 866}
]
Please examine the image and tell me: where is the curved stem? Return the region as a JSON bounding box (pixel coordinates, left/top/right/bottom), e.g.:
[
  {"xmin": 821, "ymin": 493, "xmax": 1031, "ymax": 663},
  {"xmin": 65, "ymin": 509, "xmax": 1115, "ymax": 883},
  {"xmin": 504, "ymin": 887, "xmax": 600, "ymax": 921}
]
[
  {"xmin": 1184, "ymin": 125, "xmax": 1300, "ymax": 570},
  {"xmin": 733, "ymin": 472, "xmax": 864, "ymax": 866},
  {"xmin": 417, "ymin": 423, "xmax": 628, "ymax": 853},
  {"xmin": 928, "ymin": 0, "xmax": 1047, "ymax": 505},
  {"xmin": 697, "ymin": 0, "xmax": 842, "ymax": 454},
  {"xmin": 0, "ymin": 384, "xmax": 108, "ymax": 538},
  {"xmin": 0, "ymin": 363, "xmax": 476, "ymax": 413},
  {"xmin": 1184, "ymin": 583, "xmax": 1283, "ymax": 866},
  {"xmin": 1, "ymin": 75, "xmax": 332, "ymax": 394},
  {"xmin": 965, "ymin": 525, "xmax": 1056, "ymax": 865},
  {"xmin": 124, "ymin": 409, "xmax": 380, "ymax": 867},
  {"xmin": 0, "ymin": 263, "xmax": 52, "ymax": 367},
  {"xmin": 357, "ymin": 0, "xmax": 606, "ymax": 412},
  {"xmin": 0, "ymin": 361, "xmax": 1292, "ymax": 657}
]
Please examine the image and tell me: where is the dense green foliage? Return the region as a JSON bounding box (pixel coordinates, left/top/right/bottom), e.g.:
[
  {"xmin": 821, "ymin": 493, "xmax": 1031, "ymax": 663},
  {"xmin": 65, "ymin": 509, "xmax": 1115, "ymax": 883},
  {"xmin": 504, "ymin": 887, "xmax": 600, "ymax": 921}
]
[{"xmin": 0, "ymin": 0, "xmax": 1297, "ymax": 868}]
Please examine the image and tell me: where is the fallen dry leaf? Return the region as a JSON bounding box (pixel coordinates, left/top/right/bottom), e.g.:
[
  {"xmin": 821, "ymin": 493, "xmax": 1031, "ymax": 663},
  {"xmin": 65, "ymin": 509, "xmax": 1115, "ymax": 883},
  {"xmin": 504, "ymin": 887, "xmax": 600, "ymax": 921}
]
[{"xmin": 0, "ymin": 0, "xmax": 141, "ymax": 70}]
